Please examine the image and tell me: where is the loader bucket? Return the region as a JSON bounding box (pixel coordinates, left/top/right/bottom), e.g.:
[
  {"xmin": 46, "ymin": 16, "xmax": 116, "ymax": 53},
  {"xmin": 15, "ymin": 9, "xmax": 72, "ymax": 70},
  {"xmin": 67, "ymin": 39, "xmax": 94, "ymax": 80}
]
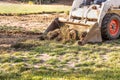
[
  {"xmin": 44, "ymin": 18, "xmax": 60, "ymax": 35},
  {"xmin": 40, "ymin": 18, "xmax": 102, "ymax": 45},
  {"xmin": 79, "ymin": 23, "xmax": 102, "ymax": 45}
]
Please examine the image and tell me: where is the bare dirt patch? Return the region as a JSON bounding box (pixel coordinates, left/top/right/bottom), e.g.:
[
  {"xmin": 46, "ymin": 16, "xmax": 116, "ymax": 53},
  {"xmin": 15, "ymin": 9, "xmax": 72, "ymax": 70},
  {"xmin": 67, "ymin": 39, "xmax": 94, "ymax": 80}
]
[
  {"xmin": 0, "ymin": 13, "xmax": 67, "ymax": 48},
  {"xmin": 0, "ymin": 14, "xmax": 66, "ymax": 31}
]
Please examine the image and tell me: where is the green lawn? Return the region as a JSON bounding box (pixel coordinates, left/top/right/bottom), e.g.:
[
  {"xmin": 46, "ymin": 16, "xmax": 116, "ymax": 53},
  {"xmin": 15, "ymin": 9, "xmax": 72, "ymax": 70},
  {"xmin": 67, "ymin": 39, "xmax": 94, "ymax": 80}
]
[
  {"xmin": 0, "ymin": 39, "xmax": 120, "ymax": 80},
  {"xmin": 0, "ymin": 2, "xmax": 70, "ymax": 14}
]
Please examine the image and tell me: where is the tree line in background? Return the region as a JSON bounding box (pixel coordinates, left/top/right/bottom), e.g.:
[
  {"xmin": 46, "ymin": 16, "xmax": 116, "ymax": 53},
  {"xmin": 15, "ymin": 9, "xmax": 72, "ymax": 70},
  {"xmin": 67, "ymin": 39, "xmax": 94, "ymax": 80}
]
[{"xmin": 18, "ymin": 0, "xmax": 56, "ymax": 4}]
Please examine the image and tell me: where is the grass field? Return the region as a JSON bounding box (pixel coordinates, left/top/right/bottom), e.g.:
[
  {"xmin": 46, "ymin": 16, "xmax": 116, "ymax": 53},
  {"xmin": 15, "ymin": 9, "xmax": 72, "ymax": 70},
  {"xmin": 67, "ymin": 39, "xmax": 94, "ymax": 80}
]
[
  {"xmin": 0, "ymin": 2, "xmax": 120, "ymax": 80},
  {"xmin": 0, "ymin": 2, "xmax": 70, "ymax": 15},
  {"xmin": 0, "ymin": 39, "xmax": 120, "ymax": 80}
]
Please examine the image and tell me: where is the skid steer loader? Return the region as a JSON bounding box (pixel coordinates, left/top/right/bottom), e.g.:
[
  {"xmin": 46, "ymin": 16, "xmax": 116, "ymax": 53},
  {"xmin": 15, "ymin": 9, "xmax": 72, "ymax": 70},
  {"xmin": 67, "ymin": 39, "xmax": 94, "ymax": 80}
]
[{"xmin": 40, "ymin": 0, "xmax": 120, "ymax": 45}]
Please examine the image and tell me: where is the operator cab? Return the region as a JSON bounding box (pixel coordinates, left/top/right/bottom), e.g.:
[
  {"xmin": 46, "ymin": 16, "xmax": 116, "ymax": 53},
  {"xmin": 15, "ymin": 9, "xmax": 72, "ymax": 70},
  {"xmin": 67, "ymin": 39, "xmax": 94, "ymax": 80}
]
[
  {"xmin": 81, "ymin": 0, "xmax": 106, "ymax": 6},
  {"xmin": 70, "ymin": 0, "xmax": 107, "ymax": 20}
]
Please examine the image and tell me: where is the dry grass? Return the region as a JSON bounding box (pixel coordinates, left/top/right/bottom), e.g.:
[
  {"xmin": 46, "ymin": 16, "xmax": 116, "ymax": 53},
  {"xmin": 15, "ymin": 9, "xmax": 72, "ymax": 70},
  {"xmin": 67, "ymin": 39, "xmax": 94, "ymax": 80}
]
[{"xmin": 0, "ymin": 2, "xmax": 71, "ymax": 15}]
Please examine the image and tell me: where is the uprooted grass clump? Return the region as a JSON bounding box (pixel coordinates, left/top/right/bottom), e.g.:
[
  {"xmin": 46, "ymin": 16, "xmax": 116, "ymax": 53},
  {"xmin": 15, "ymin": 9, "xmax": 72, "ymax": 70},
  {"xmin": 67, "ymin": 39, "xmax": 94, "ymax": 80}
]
[
  {"xmin": 39, "ymin": 26, "xmax": 78, "ymax": 45},
  {"xmin": 39, "ymin": 24, "xmax": 89, "ymax": 45}
]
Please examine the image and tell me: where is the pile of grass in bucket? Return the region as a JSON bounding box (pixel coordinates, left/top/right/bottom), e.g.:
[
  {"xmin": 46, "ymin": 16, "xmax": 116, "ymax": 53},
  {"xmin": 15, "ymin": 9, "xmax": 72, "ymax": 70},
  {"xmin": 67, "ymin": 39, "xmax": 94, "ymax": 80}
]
[
  {"xmin": 59, "ymin": 24, "xmax": 80, "ymax": 44},
  {"xmin": 39, "ymin": 24, "xmax": 82, "ymax": 45}
]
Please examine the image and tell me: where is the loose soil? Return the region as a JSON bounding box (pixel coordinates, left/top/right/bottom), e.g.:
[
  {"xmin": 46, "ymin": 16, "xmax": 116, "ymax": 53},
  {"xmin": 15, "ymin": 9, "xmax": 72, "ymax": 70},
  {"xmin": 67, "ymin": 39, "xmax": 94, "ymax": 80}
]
[{"xmin": 0, "ymin": 13, "xmax": 67, "ymax": 48}]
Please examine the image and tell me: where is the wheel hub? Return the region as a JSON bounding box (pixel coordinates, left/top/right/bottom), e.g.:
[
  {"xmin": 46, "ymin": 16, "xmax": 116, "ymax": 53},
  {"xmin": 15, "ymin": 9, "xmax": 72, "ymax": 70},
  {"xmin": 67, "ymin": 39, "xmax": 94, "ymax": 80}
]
[{"xmin": 109, "ymin": 19, "xmax": 119, "ymax": 36}]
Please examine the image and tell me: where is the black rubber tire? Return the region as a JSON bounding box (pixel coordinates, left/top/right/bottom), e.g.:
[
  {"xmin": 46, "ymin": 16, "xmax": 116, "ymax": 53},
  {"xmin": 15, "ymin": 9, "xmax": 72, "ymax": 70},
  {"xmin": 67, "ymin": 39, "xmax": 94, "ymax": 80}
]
[{"xmin": 101, "ymin": 14, "xmax": 120, "ymax": 40}]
